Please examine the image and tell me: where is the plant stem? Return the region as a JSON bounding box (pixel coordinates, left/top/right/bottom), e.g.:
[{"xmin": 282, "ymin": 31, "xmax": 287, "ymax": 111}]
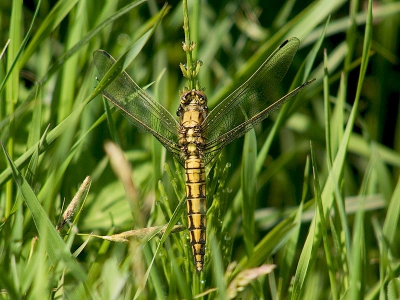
[{"xmin": 182, "ymin": 0, "xmax": 196, "ymax": 90}]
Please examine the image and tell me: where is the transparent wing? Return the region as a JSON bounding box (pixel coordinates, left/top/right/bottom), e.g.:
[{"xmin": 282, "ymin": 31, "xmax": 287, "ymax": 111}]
[
  {"xmin": 201, "ymin": 38, "xmax": 312, "ymax": 165},
  {"xmin": 93, "ymin": 50, "xmax": 183, "ymax": 164}
]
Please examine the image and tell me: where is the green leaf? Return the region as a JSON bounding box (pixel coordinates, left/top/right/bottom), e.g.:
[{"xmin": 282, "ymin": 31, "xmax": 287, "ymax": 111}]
[
  {"xmin": 241, "ymin": 129, "xmax": 257, "ymax": 256},
  {"xmin": 1, "ymin": 142, "xmax": 87, "ymax": 288}
]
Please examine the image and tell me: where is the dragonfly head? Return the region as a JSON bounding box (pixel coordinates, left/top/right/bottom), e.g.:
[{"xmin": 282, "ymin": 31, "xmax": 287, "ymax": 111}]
[
  {"xmin": 180, "ymin": 90, "xmax": 207, "ymax": 106},
  {"xmin": 177, "ymin": 90, "xmax": 208, "ymax": 117}
]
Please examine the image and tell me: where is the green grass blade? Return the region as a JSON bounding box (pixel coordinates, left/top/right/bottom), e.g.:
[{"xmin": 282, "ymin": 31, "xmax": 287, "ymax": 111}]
[
  {"xmin": 0, "ymin": 10, "xmax": 165, "ymax": 187},
  {"xmin": 133, "ymin": 195, "xmax": 186, "ymax": 299},
  {"xmin": 378, "ymin": 177, "xmax": 400, "ymax": 297},
  {"xmin": 93, "ymin": 5, "xmax": 168, "ymax": 97},
  {"xmin": 241, "ymin": 130, "xmax": 257, "ymax": 256},
  {"xmin": 210, "ymin": 233, "xmax": 227, "ymax": 300},
  {"xmin": 0, "ymin": 0, "xmax": 41, "ymax": 95},
  {"xmin": 310, "ymin": 142, "xmax": 338, "ymax": 300},
  {"xmin": 21, "ymin": 0, "xmax": 80, "ymax": 66},
  {"xmin": 238, "ymin": 216, "xmax": 297, "ymax": 271},
  {"xmin": 4, "ymin": 0, "xmax": 23, "ymax": 219},
  {"xmin": 278, "ymin": 156, "xmax": 309, "ymax": 297},
  {"xmin": 38, "ymin": 0, "xmax": 148, "ymax": 85},
  {"xmin": 1, "ymin": 143, "xmax": 87, "ymax": 285}
]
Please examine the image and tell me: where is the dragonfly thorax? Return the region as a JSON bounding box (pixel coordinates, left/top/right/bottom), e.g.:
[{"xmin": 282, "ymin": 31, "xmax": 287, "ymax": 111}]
[{"xmin": 177, "ymin": 90, "xmax": 207, "ymax": 159}]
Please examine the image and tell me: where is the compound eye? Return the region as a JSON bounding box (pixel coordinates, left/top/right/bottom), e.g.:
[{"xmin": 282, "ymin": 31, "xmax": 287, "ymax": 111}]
[
  {"xmin": 176, "ymin": 106, "xmax": 183, "ymax": 116},
  {"xmin": 199, "ymin": 91, "xmax": 207, "ymax": 101},
  {"xmin": 195, "ymin": 91, "xmax": 207, "ymax": 104},
  {"xmin": 180, "ymin": 91, "xmax": 190, "ymax": 104}
]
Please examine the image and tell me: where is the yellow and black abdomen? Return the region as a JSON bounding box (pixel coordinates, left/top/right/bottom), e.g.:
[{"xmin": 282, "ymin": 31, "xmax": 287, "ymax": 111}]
[{"xmin": 185, "ymin": 157, "xmax": 206, "ymax": 272}]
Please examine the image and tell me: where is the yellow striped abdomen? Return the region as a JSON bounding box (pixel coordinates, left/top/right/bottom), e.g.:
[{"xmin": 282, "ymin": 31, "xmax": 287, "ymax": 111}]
[{"xmin": 185, "ymin": 157, "xmax": 206, "ymax": 272}]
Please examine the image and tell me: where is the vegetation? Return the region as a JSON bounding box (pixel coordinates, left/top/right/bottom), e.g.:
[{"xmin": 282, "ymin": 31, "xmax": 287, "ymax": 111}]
[{"xmin": 1, "ymin": 0, "xmax": 400, "ymax": 299}]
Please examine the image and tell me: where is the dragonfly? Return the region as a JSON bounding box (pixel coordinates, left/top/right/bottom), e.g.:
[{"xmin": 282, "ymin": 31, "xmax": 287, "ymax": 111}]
[{"xmin": 93, "ymin": 37, "xmax": 314, "ymax": 272}]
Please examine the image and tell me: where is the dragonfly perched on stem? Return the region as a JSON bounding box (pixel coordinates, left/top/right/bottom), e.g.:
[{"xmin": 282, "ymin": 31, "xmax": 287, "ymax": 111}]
[{"xmin": 93, "ymin": 37, "xmax": 315, "ymax": 272}]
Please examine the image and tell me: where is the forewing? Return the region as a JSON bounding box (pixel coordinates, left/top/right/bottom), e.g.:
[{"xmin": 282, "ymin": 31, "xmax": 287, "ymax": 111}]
[
  {"xmin": 202, "ymin": 79, "xmax": 314, "ymax": 165},
  {"xmin": 202, "ymin": 38, "xmax": 308, "ymax": 165},
  {"xmin": 93, "ymin": 50, "xmax": 183, "ymax": 164}
]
